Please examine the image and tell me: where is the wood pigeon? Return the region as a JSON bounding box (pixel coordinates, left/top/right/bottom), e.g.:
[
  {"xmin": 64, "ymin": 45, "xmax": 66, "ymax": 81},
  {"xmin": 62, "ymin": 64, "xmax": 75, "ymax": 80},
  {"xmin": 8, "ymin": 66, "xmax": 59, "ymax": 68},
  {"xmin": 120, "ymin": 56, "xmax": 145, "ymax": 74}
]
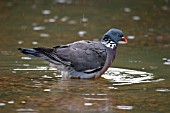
[{"xmin": 18, "ymin": 28, "xmax": 127, "ymax": 78}]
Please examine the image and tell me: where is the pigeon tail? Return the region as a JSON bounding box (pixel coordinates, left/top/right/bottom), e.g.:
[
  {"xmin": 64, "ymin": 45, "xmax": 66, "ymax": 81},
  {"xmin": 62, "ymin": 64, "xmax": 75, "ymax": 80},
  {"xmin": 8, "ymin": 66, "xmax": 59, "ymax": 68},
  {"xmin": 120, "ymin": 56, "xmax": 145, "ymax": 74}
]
[{"xmin": 18, "ymin": 48, "xmax": 49, "ymax": 60}]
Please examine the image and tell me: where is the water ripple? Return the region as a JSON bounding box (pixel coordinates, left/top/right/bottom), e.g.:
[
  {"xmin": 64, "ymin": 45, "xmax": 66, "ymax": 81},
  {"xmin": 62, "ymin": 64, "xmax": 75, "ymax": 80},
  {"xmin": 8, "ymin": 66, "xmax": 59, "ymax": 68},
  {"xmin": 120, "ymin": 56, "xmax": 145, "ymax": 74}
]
[
  {"xmin": 16, "ymin": 108, "xmax": 38, "ymax": 112},
  {"xmin": 102, "ymin": 68, "xmax": 161, "ymax": 86},
  {"xmin": 13, "ymin": 67, "xmax": 163, "ymax": 86},
  {"xmin": 116, "ymin": 105, "xmax": 133, "ymax": 110}
]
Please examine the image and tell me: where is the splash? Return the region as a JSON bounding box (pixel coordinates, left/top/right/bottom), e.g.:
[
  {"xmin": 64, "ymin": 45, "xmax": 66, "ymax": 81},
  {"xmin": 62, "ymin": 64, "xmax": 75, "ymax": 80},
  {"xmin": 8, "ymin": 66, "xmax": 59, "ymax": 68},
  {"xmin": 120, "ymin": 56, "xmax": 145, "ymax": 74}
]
[
  {"xmin": 102, "ymin": 68, "xmax": 163, "ymax": 86},
  {"xmin": 13, "ymin": 67, "xmax": 163, "ymax": 85}
]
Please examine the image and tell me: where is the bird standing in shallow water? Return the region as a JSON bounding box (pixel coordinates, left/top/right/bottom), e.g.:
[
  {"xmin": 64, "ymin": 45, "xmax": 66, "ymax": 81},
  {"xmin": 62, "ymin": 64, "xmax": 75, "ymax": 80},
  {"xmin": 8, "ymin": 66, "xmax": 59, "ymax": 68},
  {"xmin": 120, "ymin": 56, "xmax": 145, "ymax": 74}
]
[{"xmin": 18, "ymin": 28, "xmax": 127, "ymax": 78}]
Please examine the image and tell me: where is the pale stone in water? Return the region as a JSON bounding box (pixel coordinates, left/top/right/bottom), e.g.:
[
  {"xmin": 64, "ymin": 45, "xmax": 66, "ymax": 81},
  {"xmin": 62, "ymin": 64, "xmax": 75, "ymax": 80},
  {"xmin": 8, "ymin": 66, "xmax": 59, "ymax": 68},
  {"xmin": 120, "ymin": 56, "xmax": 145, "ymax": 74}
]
[
  {"xmin": 40, "ymin": 33, "xmax": 50, "ymax": 37},
  {"xmin": 44, "ymin": 89, "xmax": 51, "ymax": 92},
  {"xmin": 123, "ymin": 7, "xmax": 131, "ymax": 13},
  {"xmin": 78, "ymin": 31, "xmax": 87, "ymax": 37},
  {"xmin": 32, "ymin": 41, "xmax": 38, "ymax": 45},
  {"xmin": 0, "ymin": 103, "xmax": 6, "ymax": 106},
  {"xmin": 127, "ymin": 35, "xmax": 135, "ymax": 39},
  {"xmin": 8, "ymin": 100, "xmax": 14, "ymax": 104},
  {"xmin": 33, "ymin": 26, "xmax": 46, "ymax": 30},
  {"xmin": 132, "ymin": 16, "xmax": 140, "ymax": 20},
  {"xmin": 42, "ymin": 10, "xmax": 51, "ymax": 15},
  {"xmin": 84, "ymin": 103, "xmax": 93, "ymax": 106},
  {"xmin": 18, "ymin": 41, "xmax": 23, "ymax": 44},
  {"xmin": 60, "ymin": 16, "xmax": 69, "ymax": 22}
]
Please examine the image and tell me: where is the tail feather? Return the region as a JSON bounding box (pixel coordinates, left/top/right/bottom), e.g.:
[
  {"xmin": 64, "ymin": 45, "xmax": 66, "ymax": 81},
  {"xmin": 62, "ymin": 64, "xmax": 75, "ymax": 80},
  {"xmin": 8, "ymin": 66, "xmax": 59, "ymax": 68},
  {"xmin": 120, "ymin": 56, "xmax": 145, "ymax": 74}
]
[
  {"xmin": 18, "ymin": 48, "xmax": 70, "ymax": 66},
  {"xmin": 18, "ymin": 48, "xmax": 49, "ymax": 60}
]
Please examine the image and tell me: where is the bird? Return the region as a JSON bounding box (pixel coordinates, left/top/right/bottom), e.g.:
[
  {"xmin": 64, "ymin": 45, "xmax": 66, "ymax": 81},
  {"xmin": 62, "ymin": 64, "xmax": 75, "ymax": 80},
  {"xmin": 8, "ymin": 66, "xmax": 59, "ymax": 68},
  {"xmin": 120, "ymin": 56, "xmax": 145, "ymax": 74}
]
[{"xmin": 18, "ymin": 28, "xmax": 127, "ymax": 79}]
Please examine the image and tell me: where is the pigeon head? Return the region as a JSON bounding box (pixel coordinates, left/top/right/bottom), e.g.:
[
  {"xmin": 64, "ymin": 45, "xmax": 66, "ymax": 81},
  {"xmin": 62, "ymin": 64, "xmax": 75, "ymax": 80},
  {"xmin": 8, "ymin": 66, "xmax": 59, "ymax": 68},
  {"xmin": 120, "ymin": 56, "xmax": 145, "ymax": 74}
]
[{"xmin": 101, "ymin": 29, "xmax": 127, "ymax": 49}]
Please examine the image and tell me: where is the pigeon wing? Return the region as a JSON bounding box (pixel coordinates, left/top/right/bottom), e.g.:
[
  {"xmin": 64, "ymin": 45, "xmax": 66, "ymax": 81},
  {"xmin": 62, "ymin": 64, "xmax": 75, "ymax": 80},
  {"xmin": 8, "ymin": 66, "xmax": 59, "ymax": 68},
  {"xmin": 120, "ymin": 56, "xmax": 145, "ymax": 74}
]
[{"xmin": 53, "ymin": 40, "xmax": 107, "ymax": 72}]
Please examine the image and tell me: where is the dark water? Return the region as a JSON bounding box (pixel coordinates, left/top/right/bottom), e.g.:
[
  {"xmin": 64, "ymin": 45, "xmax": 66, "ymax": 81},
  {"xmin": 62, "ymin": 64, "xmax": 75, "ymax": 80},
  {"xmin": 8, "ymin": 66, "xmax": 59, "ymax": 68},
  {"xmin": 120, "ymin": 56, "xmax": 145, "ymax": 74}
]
[{"xmin": 0, "ymin": 0, "xmax": 170, "ymax": 113}]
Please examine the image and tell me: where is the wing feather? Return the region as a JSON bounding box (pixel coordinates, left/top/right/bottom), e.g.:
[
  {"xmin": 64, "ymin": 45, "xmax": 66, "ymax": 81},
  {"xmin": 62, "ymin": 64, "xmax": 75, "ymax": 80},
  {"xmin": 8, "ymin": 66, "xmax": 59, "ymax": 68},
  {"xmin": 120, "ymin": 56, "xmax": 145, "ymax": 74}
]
[
  {"xmin": 33, "ymin": 41, "xmax": 107, "ymax": 72},
  {"xmin": 53, "ymin": 40, "xmax": 107, "ymax": 71}
]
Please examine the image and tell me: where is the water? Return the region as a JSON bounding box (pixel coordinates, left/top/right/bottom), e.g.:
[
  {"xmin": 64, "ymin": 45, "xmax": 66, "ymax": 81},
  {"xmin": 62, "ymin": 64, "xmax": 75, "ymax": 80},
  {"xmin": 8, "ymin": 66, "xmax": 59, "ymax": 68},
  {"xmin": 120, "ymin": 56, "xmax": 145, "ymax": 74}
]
[{"xmin": 0, "ymin": 0, "xmax": 170, "ymax": 113}]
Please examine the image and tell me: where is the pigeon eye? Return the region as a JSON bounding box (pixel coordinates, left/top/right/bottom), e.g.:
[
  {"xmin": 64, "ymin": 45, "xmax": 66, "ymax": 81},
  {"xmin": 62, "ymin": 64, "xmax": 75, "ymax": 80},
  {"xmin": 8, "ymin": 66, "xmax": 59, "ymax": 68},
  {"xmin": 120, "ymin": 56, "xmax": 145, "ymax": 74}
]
[{"xmin": 117, "ymin": 34, "xmax": 120, "ymax": 37}]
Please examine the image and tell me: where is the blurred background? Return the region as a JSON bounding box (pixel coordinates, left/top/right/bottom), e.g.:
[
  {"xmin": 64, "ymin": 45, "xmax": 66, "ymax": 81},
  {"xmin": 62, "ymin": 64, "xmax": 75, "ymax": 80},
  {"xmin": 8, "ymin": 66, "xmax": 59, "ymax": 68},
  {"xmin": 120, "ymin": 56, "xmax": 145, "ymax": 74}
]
[{"xmin": 0, "ymin": 0, "xmax": 169, "ymax": 113}]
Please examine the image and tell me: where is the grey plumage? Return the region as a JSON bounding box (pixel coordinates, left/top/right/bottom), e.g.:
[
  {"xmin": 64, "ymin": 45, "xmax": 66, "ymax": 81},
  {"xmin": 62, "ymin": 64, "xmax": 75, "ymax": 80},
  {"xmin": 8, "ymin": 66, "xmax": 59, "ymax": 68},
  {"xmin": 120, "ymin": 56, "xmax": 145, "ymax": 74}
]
[
  {"xmin": 18, "ymin": 28, "xmax": 127, "ymax": 78},
  {"xmin": 53, "ymin": 41, "xmax": 107, "ymax": 71}
]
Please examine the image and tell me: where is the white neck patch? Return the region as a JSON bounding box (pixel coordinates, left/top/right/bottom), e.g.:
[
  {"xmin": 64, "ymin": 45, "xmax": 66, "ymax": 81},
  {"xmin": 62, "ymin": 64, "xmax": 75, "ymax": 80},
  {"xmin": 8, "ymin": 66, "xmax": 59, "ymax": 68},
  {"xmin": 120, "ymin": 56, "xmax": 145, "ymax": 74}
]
[{"xmin": 101, "ymin": 40, "xmax": 117, "ymax": 49}]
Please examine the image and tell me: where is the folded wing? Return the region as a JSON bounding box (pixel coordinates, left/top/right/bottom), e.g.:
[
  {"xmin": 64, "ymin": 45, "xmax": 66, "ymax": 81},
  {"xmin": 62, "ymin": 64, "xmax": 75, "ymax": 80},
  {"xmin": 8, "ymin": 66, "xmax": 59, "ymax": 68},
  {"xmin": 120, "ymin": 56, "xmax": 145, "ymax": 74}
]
[{"xmin": 35, "ymin": 40, "xmax": 107, "ymax": 72}]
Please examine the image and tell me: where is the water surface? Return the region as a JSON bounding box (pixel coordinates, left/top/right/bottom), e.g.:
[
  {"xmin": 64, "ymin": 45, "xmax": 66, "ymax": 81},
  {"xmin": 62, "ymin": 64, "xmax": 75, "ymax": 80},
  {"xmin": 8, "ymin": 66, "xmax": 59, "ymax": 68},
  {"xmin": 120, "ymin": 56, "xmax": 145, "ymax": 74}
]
[{"xmin": 0, "ymin": 0, "xmax": 169, "ymax": 113}]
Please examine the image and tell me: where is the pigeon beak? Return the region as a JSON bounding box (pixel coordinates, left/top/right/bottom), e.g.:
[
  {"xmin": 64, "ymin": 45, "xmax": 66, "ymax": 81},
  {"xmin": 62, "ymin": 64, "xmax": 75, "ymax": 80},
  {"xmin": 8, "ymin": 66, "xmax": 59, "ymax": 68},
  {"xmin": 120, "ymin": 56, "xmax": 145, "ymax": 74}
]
[{"xmin": 122, "ymin": 37, "xmax": 128, "ymax": 43}]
